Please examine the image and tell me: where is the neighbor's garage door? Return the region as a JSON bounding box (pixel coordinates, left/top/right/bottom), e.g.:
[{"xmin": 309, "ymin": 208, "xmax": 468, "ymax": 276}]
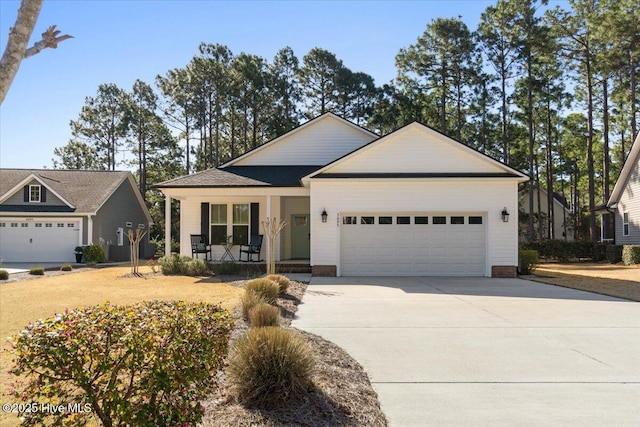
[
  {"xmin": 0, "ymin": 220, "xmax": 80, "ymax": 263},
  {"xmin": 340, "ymin": 213, "xmax": 485, "ymax": 276}
]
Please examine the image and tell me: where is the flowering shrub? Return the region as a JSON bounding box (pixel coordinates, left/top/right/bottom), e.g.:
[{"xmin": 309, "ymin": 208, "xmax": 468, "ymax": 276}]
[{"xmin": 9, "ymin": 300, "xmax": 233, "ymax": 426}]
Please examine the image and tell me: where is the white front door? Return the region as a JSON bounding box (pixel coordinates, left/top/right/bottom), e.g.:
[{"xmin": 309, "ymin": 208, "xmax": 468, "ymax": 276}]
[
  {"xmin": 340, "ymin": 213, "xmax": 485, "ymax": 276},
  {"xmin": 0, "ymin": 220, "xmax": 80, "ymax": 263}
]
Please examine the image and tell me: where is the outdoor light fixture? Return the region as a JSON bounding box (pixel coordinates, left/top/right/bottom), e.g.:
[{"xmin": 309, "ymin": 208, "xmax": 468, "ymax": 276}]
[
  {"xmin": 321, "ymin": 209, "xmax": 328, "ymax": 223},
  {"xmin": 501, "ymin": 207, "xmax": 510, "ymax": 223}
]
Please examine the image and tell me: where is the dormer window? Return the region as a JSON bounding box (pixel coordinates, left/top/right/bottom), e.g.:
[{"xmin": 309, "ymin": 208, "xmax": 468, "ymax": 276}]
[{"xmin": 29, "ymin": 185, "xmax": 41, "ymax": 202}]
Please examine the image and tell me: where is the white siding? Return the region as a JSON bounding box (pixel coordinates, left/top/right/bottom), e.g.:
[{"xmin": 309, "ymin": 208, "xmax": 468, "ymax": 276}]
[
  {"xmin": 615, "ymin": 157, "xmax": 640, "ymax": 245},
  {"xmin": 327, "ymin": 126, "xmax": 505, "ymax": 174},
  {"xmin": 234, "ymin": 116, "xmax": 375, "ymax": 166},
  {"xmin": 310, "ymin": 179, "xmax": 520, "ymax": 277}
]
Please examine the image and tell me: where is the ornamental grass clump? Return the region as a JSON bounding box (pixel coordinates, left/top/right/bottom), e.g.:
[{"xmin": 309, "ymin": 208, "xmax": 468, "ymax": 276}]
[
  {"xmin": 266, "ymin": 274, "xmax": 291, "ymax": 294},
  {"xmin": 241, "ymin": 290, "xmax": 268, "ymax": 319},
  {"xmin": 9, "ymin": 300, "xmax": 233, "ymax": 427},
  {"xmin": 0, "ymin": 269, "xmax": 8, "ymax": 280},
  {"xmin": 60, "ymin": 263, "xmax": 73, "ymax": 271},
  {"xmin": 29, "ymin": 267, "xmax": 44, "ymax": 275},
  {"xmin": 227, "ymin": 327, "xmax": 315, "ymax": 408},
  {"xmin": 248, "ymin": 303, "xmax": 281, "ymax": 327},
  {"xmin": 245, "ymin": 278, "xmax": 279, "ymax": 304}
]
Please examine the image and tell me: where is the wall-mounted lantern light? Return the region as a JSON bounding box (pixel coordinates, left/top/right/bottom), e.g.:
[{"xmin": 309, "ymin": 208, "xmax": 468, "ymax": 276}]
[
  {"xmin": 321, "ymin": 209, "xmax": 328, "ymax": 223},
  {"xmin": 501, "ymin": 207, "xmax": 510, "ymax": 223}
]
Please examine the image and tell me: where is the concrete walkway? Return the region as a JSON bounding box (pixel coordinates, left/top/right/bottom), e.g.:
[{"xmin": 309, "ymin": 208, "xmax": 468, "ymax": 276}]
[{"xmin": 292, "ymin": 277, "xmax": 640, "ymax": 427}]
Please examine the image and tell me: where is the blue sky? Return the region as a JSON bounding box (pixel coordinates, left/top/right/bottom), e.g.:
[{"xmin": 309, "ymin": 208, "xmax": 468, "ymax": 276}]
[{"xmin": 0, "ymin": 0, "xmax": 561, "ymax": 170}]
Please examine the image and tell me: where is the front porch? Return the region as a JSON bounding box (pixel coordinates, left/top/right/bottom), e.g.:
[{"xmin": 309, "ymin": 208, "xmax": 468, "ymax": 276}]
[{"xmin": 207, "ymin": 259, "xmax": 311, "ymax": 274}]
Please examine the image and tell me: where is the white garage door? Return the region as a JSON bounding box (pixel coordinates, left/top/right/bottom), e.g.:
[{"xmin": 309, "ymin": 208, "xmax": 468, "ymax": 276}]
[
  {"xmin": 341, "ymin": 213, "xmax": 485, "ymax": 276},
  {"xmin": 0, "ymin": 220, "xmax": 80, "ymax": 263}
]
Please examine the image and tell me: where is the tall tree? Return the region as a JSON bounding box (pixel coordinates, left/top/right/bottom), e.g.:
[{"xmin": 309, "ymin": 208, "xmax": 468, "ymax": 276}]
[
  {"xmin": 0, "ymin": 0, "xmax": 72, "ymax": 104},
  {"xmin": 298, "ymin": 47, "xmax": 343, "ymax": 116},
  {"xmin": 52, "ymin": 140, "xmax": 101, "ymax": 170},
  {"xmin": 268, "ymin": 47, "xmax": 301, "ymax": 136},
  {"xmin": 69, "ymin": 83, "xmax": 130, "ymax": 170}
]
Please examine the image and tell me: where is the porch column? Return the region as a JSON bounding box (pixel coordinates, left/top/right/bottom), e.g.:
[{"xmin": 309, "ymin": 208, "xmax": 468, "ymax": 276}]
[
  {"xmin": 165, "ymin": 195, "xmax": 172, "ymax": 257},
  {"xmin": 266, "ymin": 195, "xmax": 271, "ymax": 264},
  {"xmin": 87, "ymin": 215, "xmax": 93, "ymax": 245}
]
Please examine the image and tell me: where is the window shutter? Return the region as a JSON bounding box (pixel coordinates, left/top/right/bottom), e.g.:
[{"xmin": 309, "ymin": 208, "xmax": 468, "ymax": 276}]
[
  {"xmin": 250, "ymin": 202, "xmax": 259, "ymax": 236},
  {"xmin": 200, "ymin": 203, "xmax": 210, "ymax": 243},
  {"xmin": 41, "ymin": 186, "xmax": 47, "ymax": 202},
  {"xmin": 23, "ymin": 186, "xmax": 29, "ymax": 202}
]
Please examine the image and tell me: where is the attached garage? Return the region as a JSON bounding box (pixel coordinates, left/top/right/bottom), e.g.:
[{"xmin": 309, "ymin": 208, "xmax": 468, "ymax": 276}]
[
  {"xmin": 0, "ymin": 219, "xmax": 80, "ymax": 263},
  {"xmin": 341, "ymin": 213, "xmax": 485, "ymax": 276}
]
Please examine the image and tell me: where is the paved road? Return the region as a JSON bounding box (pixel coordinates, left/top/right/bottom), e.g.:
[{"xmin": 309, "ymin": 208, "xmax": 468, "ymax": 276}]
[{"xmin": 292, "ymin": 277, "xmax": 640, "ymax": 427}]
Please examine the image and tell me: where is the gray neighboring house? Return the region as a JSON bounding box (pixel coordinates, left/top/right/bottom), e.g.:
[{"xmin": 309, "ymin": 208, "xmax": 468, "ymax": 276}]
[
  {"xmin": 0, "ymin": 169, "xmax": 153, "ymax": 263},
  {"xmin": 602, "ymin": 132, "xmax": 640, "ymax": 245}
]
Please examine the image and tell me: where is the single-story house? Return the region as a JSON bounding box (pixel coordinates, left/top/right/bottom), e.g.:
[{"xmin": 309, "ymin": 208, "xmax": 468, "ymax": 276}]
[
  {"xmin": 600, "ymin": 132, "xmax": 640, "ymax": 244},
  {"xmin": 0, "ymin": 169, "xmax": 153, "ymax": 263},
  {"xmin": 156, "ymin": 113, "xmax": 529, "ymax": 277},
  {"xmin": 519, "ymin": 184, "xmax": 574, "ymax": 241}
]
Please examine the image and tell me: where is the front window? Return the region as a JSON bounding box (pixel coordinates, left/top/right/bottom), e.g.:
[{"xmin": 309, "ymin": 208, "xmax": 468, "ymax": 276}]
[
  {"xmin": 29, "ymin": 185, "xmax": 41, "ymax": 202},
  {"xmin": 232, "ymin": 204, "xmax": 249, "ymax": 245},
  {"xmin": 210, "ymin": 204, "xmax": 228, "ymax": 244},
  {"xmin": 623, "ymin": 212, "xmax": 630, "ymax": 236}
]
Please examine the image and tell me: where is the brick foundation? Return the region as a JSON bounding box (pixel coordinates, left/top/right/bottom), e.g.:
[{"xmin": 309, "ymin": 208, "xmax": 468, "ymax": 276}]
[
  {"xmin": 491, "ymin": 265, "xmax": 518, "ymax": 278},
  {"xmin": 312, "ymin": 265, "xmax": 337, "ymax": 277}
]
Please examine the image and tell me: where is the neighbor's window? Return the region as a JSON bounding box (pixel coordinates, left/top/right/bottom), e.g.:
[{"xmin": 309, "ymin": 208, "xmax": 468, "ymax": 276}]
[
  {"xmin": 378, "ymin": 216, "xmax": 393, "ymax": 225},
  {"xmin": 210, "ymin": 204, "xmax": 227, "ymax": 244},
  {"xmin": 623, "ymin": 212, "xmax": 629, "ymax": 236},
  {"xmin": 433, "ymin": 216, "xmax": 447, "ymax": 224},
  {"xmin": 29, "ymin": 185, "xmax": 41, "ymax": 202},
  {"xmin": 232, "ymin": 204, "xmax": 249, "ymax": 245}
]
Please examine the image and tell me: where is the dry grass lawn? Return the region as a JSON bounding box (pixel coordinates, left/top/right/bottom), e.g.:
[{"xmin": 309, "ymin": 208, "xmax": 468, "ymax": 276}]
[
  {"xmin": 532, "ymin": 262, "xmax": 640, "ymax": 301},
  {"xmin": 0, "ymin": 266, "xmax": 243, "ymax": 427}
]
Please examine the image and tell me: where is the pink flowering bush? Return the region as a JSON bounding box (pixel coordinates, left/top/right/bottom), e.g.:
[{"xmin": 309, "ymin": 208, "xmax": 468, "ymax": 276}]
[{"xmin": 9, "ymin": 300, "xmax": 233, "ymax": 426}]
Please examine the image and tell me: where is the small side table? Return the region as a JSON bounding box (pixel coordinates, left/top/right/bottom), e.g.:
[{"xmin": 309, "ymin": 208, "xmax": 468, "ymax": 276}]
[{"xmin": 220, "ymin": 242, "xmax": 235, "ymax": 261}]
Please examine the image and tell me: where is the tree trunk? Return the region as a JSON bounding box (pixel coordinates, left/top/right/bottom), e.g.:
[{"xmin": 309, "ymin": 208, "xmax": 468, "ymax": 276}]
[
  {"xmin": 586, "ymin": 52, "xmax": 598, "ymax": 243},
  {"xmin": 0, "ymin": 0, "xmax": 43, "ymax": 105},
  {"xmin": 527, "ymin": 48, "xmax": 535, "ymax": 242},
  {"xmin": 602, "ymin": 77, "xmax": 610, "ymax": 202}
]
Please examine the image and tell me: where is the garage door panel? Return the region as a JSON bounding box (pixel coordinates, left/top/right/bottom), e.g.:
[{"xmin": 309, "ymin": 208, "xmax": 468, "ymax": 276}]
[
  {"xmin": 341, "ymin": 213, "xmax": 485, "ymax": 276},
  {"xmin": 0, "ymin": 220, "xmax": 79, "ymax": 262}
]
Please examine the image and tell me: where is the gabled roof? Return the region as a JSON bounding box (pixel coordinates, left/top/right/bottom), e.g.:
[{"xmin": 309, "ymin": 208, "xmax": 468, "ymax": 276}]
[
  {"xmin": 0, "ymin": 169, "xmax": 150, "ymax": 221},
  {"xmin": 154, "ymin": 166, "xmax": 323, "ymax": 188},
  {"xmin": 607, "ymin": 132, "xmax": 640, "ymax": 207},
  {"xmin": 304, "ymin": 121, "xmax": 529, "ymax": 182},
  {"xmin": 220, "ymin": 112, "xmax": 378, "ymax": 167}
]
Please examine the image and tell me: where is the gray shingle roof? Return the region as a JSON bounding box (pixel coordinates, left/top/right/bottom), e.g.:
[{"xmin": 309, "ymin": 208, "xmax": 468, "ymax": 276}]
[
  {"xmin": 154, "ymin": 166, "xmax": 324, "ymax": 188},
  {"xmin": 0, "ymin": 169, "xmax": 131, "ymax": 213}
]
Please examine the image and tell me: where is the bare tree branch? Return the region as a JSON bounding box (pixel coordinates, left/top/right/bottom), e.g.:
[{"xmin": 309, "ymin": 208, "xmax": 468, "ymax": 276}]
[{"xmin": 0, "ymin": 0, "xmax": 72, "ymax": 105}]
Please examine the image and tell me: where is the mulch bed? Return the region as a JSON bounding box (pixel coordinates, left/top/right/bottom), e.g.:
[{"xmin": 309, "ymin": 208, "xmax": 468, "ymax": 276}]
[{"xmin": 200, "ymin": 278, "xmax": 388, "ymax": 427}]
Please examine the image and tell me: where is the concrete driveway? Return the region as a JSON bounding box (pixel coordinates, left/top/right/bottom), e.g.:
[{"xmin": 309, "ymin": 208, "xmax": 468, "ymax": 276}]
[{"xmin": 292, "ymin": 277, "xmax": 640, "ymax": 427}]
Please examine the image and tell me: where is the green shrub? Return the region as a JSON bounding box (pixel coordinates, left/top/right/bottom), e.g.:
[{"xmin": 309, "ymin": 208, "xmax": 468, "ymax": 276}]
[
  {"xmin": 241, "ymin": 291, "xmax": 268, "ymax": 319},
  {"xmin": 605, "ymin": 244, "xmax": 623, "ymax": 263},
  {"xmin": 186, "ymin": 258, "xmax": 211, "ymax": 276},
  {"xmin": 29, "ymin": 267, "xmax": 44, "ymax": 275},
  {"xmin": 60, "ymin": 263, "xmax": 73, "ymax": 272},
  {"xmin": 84, "ymin": 244, "xmax": 106, "ymax": 263},
  {"xmin": 518, "ymin": 250, "xmax": 539, "ymax": 275},
  {"xmin": 266, "ymin": 274, "xmax": 291, "ymax": 294},
  {"xmin": 593, "ymin": 244, "xmax": 607, "ymax": 262},
  {"xmin": 248, "ymin": 303, "xmax": 281, "ymax": 327},
  {"xmin": 215, "ymin": 261, "xmax": 241, "ymax": 275},
  {"xmin": 622, "ymin": 245, "xmax": 640, "ymax": 265},
  {"xmin": 0, "ymin": 269, "xmax": 8, "ymax": 280},
  {"xmin": 521, "ymin": 240, "xmax": 594, "ymax": 261},
  {"xmin": 227, "ymin": 327, "xmax": 315, "ymax": 408},
  {"xmin": 246, "ymin": 278, "xmax": 280, "ymax": 304},
  {"xmin": 9, "ymin": 300, "xmax": 233, "ymax": 427}
]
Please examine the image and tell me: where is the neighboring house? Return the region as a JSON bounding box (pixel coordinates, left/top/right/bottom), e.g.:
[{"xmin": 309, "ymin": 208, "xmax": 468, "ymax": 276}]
[
  {"xmin": 0, "ymin": 169, "xmax": 153, "ymax": 263},
  {"xmin": 156, "ymin": 113, "xmax": 528, "ymax": 277},
  {"xmin": 602, "ymin": 132, "xmax": 640, "ymax": 245},
  {"xmin": 519, "ymin": 184, "xmax": 574, "ymax": 242}
]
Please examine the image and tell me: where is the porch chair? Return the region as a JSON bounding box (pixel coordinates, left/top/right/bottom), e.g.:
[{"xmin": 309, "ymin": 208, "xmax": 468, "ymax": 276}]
[
  {"xmin": 239, "ymin": 234, "xmax": 263, "ymax": 262},
  {"xmin": 190, "ymin": 234, "xmax": 211, "ymax": 261}
]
